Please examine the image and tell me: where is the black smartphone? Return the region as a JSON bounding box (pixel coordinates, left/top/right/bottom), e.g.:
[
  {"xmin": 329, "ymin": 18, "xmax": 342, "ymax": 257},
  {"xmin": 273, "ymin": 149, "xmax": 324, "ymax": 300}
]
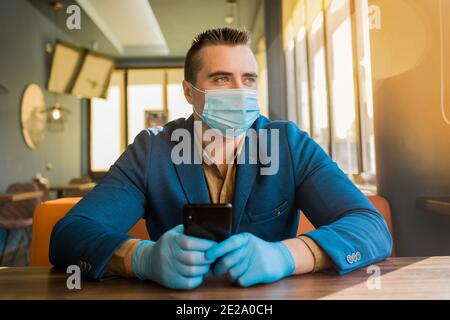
[{"xmin": 183, "ymin": 203, "xmax": 233, "ymax": 242}]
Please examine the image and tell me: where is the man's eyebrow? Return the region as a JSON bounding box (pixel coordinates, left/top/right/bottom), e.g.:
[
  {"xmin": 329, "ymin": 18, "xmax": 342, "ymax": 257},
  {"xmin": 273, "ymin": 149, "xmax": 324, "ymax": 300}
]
[
  {"xmin": 207, "ymin": 71, "xmax": 233, "ymax": 78},
  {"xmin": 207, "ymin": 71, "xmax": 258, "ymax": 78}
]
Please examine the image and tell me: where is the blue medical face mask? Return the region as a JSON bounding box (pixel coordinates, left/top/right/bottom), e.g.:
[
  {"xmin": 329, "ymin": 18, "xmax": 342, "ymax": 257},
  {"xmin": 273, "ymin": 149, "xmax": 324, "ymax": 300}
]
[{"xmin": 191, "ymin": 84, "xmax": 260, "ymax": 137}]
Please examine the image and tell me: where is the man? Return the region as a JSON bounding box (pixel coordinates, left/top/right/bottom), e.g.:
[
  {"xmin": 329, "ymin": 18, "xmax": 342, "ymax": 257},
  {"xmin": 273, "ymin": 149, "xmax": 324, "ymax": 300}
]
[{"xmin": 50, "ymin": 28, "xmax": 392, "ymax": 290}]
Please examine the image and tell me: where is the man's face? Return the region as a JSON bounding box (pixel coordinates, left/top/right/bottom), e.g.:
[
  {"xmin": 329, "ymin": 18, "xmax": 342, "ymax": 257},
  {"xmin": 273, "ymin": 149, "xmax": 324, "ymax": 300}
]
[{"xmin": 183, "ymin": 44, "xmax": 258, "ymax": 115}]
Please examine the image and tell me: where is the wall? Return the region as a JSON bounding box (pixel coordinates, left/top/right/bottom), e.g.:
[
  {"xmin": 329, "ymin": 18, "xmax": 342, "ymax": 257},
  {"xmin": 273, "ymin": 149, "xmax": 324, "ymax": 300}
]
[
  {"xmin": 0, "ymin": 0, "xmax": 83, "ymax": 191},
  {"xmin": 370, "ymin": 0, "xmax": 450, "ymax": 255}
]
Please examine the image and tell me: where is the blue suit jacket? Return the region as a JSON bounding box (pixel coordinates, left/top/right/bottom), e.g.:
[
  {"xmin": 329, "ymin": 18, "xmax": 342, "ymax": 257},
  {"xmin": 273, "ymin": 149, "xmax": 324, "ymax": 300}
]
[{"xmin": 50, "ymin": 115, "xmax": 392, "ymax": 279}]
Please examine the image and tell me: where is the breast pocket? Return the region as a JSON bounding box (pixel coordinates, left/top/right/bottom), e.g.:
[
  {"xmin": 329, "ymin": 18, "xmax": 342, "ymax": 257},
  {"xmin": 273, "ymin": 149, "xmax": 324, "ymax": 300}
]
[{"xmin": 248, "ymin": 200, "xmax": 289, "ymax": 225}]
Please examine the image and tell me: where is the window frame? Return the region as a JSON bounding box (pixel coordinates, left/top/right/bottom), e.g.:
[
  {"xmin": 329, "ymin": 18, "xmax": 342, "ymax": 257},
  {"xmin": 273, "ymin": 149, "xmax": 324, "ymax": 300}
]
[
  {"xmin": 307, "ymin": 10, "xmax": 332, "ymax": 155},
  {"xmin": 88, "ymin": 69, "xmax": 127, "ymax": 179},
  {"xmin": 294, "ymin": 26, "xmax": 313, "ymax": 135},
  {"xmin": 88, "ymin": 66, "xmax": 185, "ymax": 178},
  {"xmin": 324, "ymin": 0, "xmax": 363, "ymax": 174}
]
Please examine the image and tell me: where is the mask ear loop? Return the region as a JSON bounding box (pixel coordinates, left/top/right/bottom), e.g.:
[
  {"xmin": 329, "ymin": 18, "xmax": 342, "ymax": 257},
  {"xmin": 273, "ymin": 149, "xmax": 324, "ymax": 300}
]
[
  {"xmin": 190, "ymin": 83, "xmax": 206, "ymax": 120},
  {"xmin": 439, "ymin": 0, "xmax": 450, "ymax": 125},
  {"xmin": 190, "ymin": 83, "xmax": 206, "ymax": 94}
]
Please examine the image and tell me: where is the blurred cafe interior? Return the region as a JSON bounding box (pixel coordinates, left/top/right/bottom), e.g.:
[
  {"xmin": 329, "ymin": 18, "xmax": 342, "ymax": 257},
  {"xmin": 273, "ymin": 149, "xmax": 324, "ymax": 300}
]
[{"xmin": 0, "ymin": 0, "xmax": 449, "ymax": 279}]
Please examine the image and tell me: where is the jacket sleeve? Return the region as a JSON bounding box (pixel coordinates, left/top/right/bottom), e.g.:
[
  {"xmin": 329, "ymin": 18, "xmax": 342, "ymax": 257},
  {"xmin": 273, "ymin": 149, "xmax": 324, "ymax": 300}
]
[
  {"xmin": 49, "ymin": 130, "xmax": 152, "ymax": 280},
  {"xmin": 286, "ymin": 122, "xmax": 393, "ymax": 275}
]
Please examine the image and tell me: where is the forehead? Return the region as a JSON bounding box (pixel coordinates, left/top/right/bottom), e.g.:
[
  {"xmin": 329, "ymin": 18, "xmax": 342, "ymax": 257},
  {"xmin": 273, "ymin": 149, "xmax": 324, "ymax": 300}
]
[{"xmin": 197, "ymin": 44, "xmax": 258, "ymax": 75}]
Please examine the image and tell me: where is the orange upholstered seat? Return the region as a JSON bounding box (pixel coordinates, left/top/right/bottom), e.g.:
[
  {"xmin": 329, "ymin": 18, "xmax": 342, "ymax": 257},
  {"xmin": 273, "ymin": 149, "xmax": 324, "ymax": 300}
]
[
  {"xmin": 30, "ymin": 195, "xmax": 394, "ymax": 266},
  {"xmin": 30, "ymin": 198, "xmax": 149, "ymax": 266},
  {"xmin": 297, "ymin": 195, "xmax": 395, "ymax": 256}
]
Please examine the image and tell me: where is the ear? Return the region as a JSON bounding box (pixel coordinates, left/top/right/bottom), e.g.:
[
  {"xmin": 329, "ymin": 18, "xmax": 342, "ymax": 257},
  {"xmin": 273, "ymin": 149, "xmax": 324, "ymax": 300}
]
[{"xmin": 182, "ymin": 80, "xmax": 193, "ymax": 105}]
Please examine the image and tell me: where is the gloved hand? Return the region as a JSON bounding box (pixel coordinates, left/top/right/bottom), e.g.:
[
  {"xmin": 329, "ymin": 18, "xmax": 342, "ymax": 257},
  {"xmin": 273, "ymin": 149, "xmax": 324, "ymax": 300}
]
[
  {"xmin": 132, "ymin": 224, "xmax": 217, "ymax": 290},
  {"xmin": 205, "ymin": 232, "xmax": 295, "ymax": 287}
]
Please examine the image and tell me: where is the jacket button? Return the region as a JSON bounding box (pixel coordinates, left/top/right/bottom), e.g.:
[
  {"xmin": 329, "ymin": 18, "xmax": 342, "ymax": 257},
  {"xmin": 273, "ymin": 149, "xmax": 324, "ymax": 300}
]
[{"xmin": 346, "ymin": 255, "xmax": 354, "ymax": 264}]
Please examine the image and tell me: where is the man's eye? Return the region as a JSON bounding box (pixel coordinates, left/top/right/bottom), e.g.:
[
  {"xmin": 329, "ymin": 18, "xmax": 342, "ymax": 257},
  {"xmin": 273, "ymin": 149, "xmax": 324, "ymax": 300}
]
[
  {"xmin": 215, "ymin": 77, "xmax": 228, "ymax": 83},
  {"xmin": 244, "ymin": 78, "xmax": 257, "ymax": 84}
]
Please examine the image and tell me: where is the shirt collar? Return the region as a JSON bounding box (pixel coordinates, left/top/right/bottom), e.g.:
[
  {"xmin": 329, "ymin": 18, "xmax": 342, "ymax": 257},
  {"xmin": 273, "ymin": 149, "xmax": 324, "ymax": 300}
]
[{"xmin": 194, "ymin": 121, "xmax": 245, "ymax": 166}]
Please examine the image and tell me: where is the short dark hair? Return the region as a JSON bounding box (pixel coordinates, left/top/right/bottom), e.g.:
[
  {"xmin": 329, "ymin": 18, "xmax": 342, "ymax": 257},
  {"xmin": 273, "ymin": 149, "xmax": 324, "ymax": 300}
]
[{"xmin": 184, "ymin": 27, "xmax": 251, "ymax": 84}]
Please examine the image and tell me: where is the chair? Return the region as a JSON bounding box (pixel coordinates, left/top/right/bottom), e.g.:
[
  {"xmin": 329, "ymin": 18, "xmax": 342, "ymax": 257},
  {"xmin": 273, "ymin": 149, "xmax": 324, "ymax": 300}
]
[
  {"xmin": 33, "ymin": 176, "xmax": 51, "ymax": 202},
  {"xmin": 297, "ymin": 195, "xmax": 395, "ymax": 256},
  {"xmin": 30, "ymin": 198, "xmax": 149, "ymax": 266},
  {"xmin": 30, "ymin": 195, "xmax": 394, "ymax": 266},
  {"xmin": 0, "ymin": 182, "xmax": 44, "ymax": 266},
  {"xmin": 65, "ymin": 176, "xmax": 93, "ymax": 197},
  {"xmin": 69, "ymin": 177, "xmax": 92, "ymax": 184}
]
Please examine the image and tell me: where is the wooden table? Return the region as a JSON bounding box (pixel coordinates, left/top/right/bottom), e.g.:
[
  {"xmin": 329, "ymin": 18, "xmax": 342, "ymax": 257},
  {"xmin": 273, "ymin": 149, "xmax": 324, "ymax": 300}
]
[
  {"xmin": 0, "ymin": 257, "xmax": 449, "ymax": 300},
  {"xmin": 0, "ymin": 190, "xmax": 43, "ymax": 202},
  {"xmin": 49, "ymin": 183, "xmax": 96, "ymax": 198}
]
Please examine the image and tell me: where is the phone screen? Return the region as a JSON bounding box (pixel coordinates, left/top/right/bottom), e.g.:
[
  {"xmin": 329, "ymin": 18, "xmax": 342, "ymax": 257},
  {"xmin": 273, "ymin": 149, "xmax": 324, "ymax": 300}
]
[{"xmin": 183, "ymin": 203, "xmax": 232, "ymax": 242}]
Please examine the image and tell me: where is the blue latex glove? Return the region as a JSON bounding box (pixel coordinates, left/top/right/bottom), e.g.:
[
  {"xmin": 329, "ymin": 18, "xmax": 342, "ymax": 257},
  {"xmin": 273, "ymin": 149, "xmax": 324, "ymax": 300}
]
[
  {"xmin": 205, "ymin": 232, "xmax": 295, "ymax": 287},
  {"xmin": 132, "ymin": 224, "xmax": 217, "ymax": 290}
]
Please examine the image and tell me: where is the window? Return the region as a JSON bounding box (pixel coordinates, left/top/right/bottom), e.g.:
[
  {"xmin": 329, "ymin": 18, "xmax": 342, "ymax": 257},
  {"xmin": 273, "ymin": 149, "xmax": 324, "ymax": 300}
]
[
  {"xmin": 355, "ymin": 0, "xmax": 376, "ymax": 175},
  {"xmin": 89, "ymin": 67, "xmax": 190, "ymax": 176},
  {"xmin": 283, "ymin": 0, "xmax": 376, "ymax": 189},
  {"xmin": 167, "ymin": 69, "xmax": 193, "ymax": 121},
  {"xmin": 127, "ymin": 69, "xmax": 165, "ymax": 144},
  {"xmin": 325, "ymin": 0, "xmax": 359, "ymax": 173},
  {"xmin": 89, "ymin": 70, "xmax": 125, "ymax": 173},
  {"xmin": 308, "ymin": 11, "xmax": 331, "ymax": 154},
  {"xmin": 285, "ymin": 39, "xmax": 298, "ymax": 122},
  {"xmin": 295, "ymin": 26, "xmax": 312, "ymax": 135}
]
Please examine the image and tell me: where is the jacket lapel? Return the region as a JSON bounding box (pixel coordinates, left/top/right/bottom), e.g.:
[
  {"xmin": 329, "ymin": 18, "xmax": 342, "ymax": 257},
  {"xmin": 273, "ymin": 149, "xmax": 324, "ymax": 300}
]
[
  {"xmin": 173, "ymin": 116, "xmax": 210, "ymax": 204},
  {"xmin": 232, "ymin": 153, "xmax": 258, "ymax": 233},
  {"xmin": 232, "ymin": 118, "xmax": 262, "ymax": 233}
]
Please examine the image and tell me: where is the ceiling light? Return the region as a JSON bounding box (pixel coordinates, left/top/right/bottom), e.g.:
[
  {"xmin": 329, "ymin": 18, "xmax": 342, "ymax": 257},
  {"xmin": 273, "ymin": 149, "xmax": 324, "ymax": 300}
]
[
  {"xmin": 42, "ymin": 102, "xmax": 71, "ymax": 132},
  {"xmin": 225, "ymin": 15, "xmax": 234, "ymax": 24},
  {"xmin": 50, "ymin": 1, "xmax": 63, "ymax": 12},
  {"xmin": 52, "ymin": 107, "xmax": 62, "ymax": 120},
  {"xmin": 225, "ymin": 0, "xmax": 237, "ymax": 24}
]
